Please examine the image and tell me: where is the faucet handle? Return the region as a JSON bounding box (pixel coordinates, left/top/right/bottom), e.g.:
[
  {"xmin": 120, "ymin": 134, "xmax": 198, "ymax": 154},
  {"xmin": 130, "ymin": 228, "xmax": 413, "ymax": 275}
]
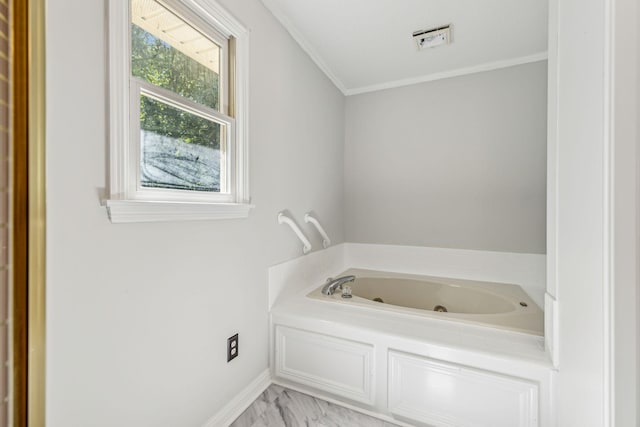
[{"xmin": 341, "ymin": 285, "xmax": 353, "ymax": 299}]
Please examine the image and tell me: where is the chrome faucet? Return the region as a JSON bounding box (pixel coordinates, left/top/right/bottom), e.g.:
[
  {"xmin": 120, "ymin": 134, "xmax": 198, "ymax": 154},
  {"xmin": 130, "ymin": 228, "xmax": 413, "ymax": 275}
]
[{"xmin": 321, "ymin": 275, "xmax": 356, "ymax": 295}]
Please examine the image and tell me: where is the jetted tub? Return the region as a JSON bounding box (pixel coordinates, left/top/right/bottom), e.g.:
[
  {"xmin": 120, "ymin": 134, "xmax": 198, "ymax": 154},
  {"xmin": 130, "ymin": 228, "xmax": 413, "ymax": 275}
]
[{"xmin": 307, "ymin": 269, "xmax": 543, "ymax": 335}]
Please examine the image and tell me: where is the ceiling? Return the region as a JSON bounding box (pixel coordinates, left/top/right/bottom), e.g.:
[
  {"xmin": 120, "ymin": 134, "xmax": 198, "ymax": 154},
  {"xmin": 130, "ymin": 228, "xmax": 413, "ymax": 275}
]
[{"xmin": 260, "ymin": 0, "xmax": 548, "ymax": 95}]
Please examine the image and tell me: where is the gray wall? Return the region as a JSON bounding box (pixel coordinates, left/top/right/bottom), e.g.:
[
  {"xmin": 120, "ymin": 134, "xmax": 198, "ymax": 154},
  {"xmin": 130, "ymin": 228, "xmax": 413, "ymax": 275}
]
[
  {"xmin": 344, "ymin": 62, "xmax": 547, "ymax": 254},
  {"xmin": 45, "ymin": 0, "xmax": 344, "ymax": 425}
]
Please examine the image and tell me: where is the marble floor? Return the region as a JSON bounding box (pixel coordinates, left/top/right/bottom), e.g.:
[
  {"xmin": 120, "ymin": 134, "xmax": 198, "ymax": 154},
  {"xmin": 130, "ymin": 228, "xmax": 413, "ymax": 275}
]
[{"xmin": 230, "ymin": 385, "xmax": 400, "ymax": 427}]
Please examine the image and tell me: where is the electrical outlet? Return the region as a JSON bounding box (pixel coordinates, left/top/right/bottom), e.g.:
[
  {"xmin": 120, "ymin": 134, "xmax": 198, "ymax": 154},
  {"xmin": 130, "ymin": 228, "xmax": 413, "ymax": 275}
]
[{"xmin": 227, "ymin": 334, "xmax": 239, "ymax": 362}]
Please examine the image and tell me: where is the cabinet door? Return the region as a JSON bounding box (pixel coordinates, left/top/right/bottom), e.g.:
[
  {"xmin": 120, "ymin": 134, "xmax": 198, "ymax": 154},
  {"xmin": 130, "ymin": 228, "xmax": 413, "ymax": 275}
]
[
  {"xmin": 274, "ymin": 326, "xmax": 374, "ymax": 404},
  {"xmin": 388, "ymin": 351, "xmax": 538, "ymax": 427}
]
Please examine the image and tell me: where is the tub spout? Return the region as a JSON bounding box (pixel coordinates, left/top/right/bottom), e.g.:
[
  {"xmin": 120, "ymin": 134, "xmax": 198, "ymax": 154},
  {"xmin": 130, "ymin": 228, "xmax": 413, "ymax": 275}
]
[{"xmin": 321, "ymin": 275, "xmax": 356, "ymax": 295}]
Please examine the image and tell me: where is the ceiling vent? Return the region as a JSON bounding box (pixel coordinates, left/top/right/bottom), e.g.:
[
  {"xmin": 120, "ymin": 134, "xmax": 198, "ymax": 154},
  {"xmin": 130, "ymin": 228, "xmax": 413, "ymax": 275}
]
[{"xmin": 413, "ymin": 25, "xmax": 451, "ymax": 50}]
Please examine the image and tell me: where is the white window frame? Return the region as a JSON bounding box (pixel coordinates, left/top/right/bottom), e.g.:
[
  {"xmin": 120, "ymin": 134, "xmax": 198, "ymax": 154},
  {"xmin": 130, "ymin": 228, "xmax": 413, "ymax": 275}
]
[
  {"xmin": 131, "ymin": 79, "xmax": 236, "ymax": 202},
  {"xmin": 106, "ymin": 0, "xmax": 252, "ymax": 223}
]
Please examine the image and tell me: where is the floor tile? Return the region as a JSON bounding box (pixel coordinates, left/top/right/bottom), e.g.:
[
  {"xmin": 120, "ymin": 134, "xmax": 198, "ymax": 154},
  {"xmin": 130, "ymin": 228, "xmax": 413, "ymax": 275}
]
[{"xmin": 231, "ymin": 385, "xmax": 400, "ymax": 427}]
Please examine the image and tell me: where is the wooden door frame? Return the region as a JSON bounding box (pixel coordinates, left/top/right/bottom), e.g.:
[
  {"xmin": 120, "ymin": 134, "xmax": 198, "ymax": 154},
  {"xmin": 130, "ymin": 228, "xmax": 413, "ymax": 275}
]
[{"xmin": 12, "ymin": 0, "xmax": 46, "ymax": 425}]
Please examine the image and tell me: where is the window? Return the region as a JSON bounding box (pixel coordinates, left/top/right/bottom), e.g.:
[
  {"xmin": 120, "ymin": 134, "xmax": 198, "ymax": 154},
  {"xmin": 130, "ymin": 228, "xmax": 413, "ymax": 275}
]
[{"xmin": 106, "ymin": 0, "xmax": 251, "ymax": 223}]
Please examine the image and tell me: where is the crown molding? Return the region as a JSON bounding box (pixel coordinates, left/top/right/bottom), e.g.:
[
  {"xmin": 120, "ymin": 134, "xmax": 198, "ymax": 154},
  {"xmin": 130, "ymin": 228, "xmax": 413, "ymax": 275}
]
[{"xmin": 346, "ymin": 52, "xmax": 549, "ymax": 96}]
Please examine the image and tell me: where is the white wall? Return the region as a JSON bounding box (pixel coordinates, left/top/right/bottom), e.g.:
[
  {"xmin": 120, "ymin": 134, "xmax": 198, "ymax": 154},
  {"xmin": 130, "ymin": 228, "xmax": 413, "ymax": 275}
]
[
  {"xmin": 613, "ymin": 0, "xmax": 639, "ymax": 424},
  {"xmin": 638, "ymin": 0, "xmax": 640, "ymax": 417},
  {"xmin": 637, "ymin": 0, "xmax": 640, "ymax": 417},
  {"xmin": 550, "ymin": 0, "xmax": 639, "ymax": 424},
  {"xmin": 344, "ymin": 62, "xmax": 547, "ymax": 254},
  {"xmin": 45, "ymin": 0, "xmax": 344, "ymax": 426},
  {"xmin": 552, "ymin": 0, "xmax": 607, "ymax": 421}
]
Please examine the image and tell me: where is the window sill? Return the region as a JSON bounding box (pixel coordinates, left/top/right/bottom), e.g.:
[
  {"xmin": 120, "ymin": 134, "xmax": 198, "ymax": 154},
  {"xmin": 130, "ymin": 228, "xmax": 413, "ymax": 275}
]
[{"xmin": 105, "ymin": 199, "xmax": 254, "ymax": 223}]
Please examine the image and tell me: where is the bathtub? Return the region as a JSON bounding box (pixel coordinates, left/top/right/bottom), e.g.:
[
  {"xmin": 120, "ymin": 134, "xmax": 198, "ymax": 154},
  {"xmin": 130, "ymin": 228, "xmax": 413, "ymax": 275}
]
[{"xmin": 307, "ymin": 268, "xmax": 543, "ymax": 335}]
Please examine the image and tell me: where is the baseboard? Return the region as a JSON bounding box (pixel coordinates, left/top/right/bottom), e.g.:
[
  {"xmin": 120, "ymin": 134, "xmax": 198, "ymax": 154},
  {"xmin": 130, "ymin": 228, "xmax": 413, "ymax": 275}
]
[{"xmin": 201, "ymin": 369, "xmax": 272, "ymax": 427}]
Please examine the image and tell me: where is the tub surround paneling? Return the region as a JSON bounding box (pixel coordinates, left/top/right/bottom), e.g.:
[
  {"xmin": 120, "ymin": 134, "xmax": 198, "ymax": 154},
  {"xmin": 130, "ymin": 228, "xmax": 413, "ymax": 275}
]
[
  {"xmin": 387, "ymin": 351, "xmax": 539, "ymax": 426},
  {"xmin": 268, "ymin": 244, "xmax": 344, "ymax": 309},
  {"xmin": 344, "ymin": 61, "xmax": 548, "ymax": 255},
  {"xmin": 274, "ymin": 326, "xmax": 375, "ymax": 405},
  {"xmin": 45, "ymin": 0, "xmax": 345, "ymax": 425},
  {"xmin": 270, "ymin": 317, "xmax": 553, "ymax": 426},
  {"xmin": 268, "ymin": 243, "xmax": 546, "ymax": 310}
]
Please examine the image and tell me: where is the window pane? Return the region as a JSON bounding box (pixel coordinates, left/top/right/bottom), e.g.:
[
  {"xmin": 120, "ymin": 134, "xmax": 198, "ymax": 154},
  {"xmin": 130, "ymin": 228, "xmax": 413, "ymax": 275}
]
[
  {"xmin": 140, "ymin": 94, "xmax": 224, "ymax": 192},
  {"xmin": 131, "ymin": 0, "xmax": 221, "ymax": 110}
]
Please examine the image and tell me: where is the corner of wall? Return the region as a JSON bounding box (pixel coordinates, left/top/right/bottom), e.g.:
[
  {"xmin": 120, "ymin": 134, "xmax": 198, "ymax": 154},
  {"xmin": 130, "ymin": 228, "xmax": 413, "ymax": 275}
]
[{"xmin": 268, "ymin": 244, "xmax": 347, "ymax": 309}]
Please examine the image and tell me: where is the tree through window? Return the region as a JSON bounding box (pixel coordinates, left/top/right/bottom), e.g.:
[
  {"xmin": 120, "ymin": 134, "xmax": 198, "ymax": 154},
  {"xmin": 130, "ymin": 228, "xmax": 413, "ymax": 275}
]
[{"xmin": 131, "ymin": 0, "xmax": 228, "ymax": 193}]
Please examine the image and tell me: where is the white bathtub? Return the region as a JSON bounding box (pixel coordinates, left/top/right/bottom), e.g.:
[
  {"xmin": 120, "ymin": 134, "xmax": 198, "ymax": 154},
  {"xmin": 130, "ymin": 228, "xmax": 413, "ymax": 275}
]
[{"xmin": 307, "ymin": 268, "xmax": 543, "ymax": 335}]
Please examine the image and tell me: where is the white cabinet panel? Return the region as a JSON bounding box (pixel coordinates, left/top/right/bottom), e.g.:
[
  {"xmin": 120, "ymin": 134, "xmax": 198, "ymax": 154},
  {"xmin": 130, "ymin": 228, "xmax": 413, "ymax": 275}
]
[
  {"xmin": 388, "ymin": 351, "xmax": 539, "ymax": 427},
  {"xmin": 274, "ymin": 326, "xmax": 374, "ymax": 404}
]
